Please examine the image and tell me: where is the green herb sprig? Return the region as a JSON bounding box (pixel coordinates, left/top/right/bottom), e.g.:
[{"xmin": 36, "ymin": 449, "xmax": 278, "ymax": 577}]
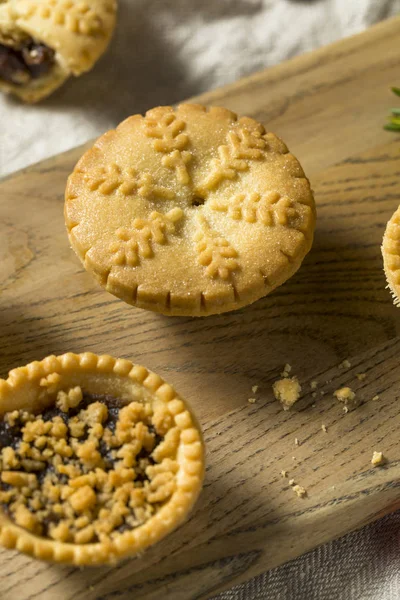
[{"xmin": 384, "ymin": 87, "xmax": 400, "ymax": 131}]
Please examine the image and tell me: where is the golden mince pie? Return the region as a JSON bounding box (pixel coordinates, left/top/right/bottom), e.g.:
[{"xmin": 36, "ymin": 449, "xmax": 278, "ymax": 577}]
[
  {"xmin": 0, "ymin": 353, "xmax": 204, "ymax": 565},
  {"xmin": 0, "ymin": 0, "xmax": 117, "ymax": 102},
  {"xmin": 65, "ymin": 104, "xmax": 316, "ymax": 317},
  {"xmin": 382, "ymin": 206, "xmax": 400, "ymax": 306}
]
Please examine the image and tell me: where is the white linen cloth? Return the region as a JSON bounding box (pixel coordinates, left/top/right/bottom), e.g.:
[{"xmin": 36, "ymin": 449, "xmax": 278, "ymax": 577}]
[{"xmin": 1, "ymin": 1, "xmax": 399, "ymax": 598}]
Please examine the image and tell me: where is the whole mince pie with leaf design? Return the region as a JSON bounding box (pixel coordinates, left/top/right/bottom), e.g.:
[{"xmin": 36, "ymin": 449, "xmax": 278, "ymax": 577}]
[
  {"xmin": 0, "ymin": 0, "xmax": 117, "ymax": 102},
  {"xmin": 65, "ymin": 104, "xmax": 316, "ymax": 316},
  {"xmin": 0, "ymin": 353, "xmax": 204, "ymax": 565}
]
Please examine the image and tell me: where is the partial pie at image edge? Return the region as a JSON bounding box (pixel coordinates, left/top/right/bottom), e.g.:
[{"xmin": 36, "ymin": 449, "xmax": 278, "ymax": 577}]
[
  {"xmin": 382, "ymin": 205, "xmax": 400, "ymax": 306},
  {"xmin": 0, "ymin": 352, "xmax": 205, "ymax": 565},
  {"xmin": 0, "ymin": 0, "xmax": 117, "ymax": 102},
  {"xmin": 65, "ymin": 103, "xmax": 316, "ymax": 317}
]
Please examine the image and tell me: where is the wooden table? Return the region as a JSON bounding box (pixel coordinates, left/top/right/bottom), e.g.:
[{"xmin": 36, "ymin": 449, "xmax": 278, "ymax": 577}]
[{"xmin": 0, "ymin": 15, "xmax": 400, "ymax": 600}]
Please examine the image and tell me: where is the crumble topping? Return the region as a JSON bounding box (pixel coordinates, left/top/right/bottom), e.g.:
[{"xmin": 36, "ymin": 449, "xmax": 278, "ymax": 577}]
[
  {"xmin": 371, "ymin": 451, "xmax": 386, "ymax": 466},
  {"xmin": 273, "ymin": 377, "xmax": 301, "ymax": 410},
  {"xmin": 0, "ymin": 388, "xmax": 180, "ymax": 545}
]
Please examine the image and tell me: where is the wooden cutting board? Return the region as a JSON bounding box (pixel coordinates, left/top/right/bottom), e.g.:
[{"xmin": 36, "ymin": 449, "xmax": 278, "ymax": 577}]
[{"xmin": 1, "ymin": 15, "xmax": 400, "ymax": 600}]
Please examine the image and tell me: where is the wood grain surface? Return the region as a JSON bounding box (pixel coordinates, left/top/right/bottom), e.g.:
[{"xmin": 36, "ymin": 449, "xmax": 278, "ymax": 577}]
[{"xmin": 1, "ymin": 15, "xmax": 400, "ymax": 600}]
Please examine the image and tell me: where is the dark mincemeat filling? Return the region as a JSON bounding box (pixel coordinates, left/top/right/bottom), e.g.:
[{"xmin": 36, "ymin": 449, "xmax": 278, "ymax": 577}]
[{"xmin": 0, "ymin": 40, "xmax": 55, "ymax": 85}]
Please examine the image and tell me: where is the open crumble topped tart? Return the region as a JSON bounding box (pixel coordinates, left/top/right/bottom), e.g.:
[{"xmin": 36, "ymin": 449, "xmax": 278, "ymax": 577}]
[
  {"xmin": 0, "ymin": 353, "xmax": 204, "ymax": 565},
  {"xmin": 0, "ymin": 0, "xmax": 117, "ymax": 102},
  {"xmin": 65, "ymin": 104, "xmax": 316, "ymax": 317}
]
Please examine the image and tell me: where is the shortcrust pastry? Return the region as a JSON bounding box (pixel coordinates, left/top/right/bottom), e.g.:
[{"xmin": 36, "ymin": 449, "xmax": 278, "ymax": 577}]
[
  {"xmin": 0, "ymin": 0, "xmax": 116, "ymax": 102},
  {"xmin": 65, "ymin": 104, "xmax": 316, "ymax": 316}
]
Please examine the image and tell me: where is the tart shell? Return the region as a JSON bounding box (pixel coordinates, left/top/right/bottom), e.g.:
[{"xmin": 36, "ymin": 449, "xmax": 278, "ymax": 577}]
[{"xmin": 0, "ymin": 352, "xmax": 205, "ymax": 565}]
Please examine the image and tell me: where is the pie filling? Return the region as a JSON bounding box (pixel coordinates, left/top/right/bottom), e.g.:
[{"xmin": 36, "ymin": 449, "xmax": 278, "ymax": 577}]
[
  {"xmin": 0, "ymin": 388, "xmax": 179, "ymax": 544},
  {"xmin": 0, "ymin": 40, "xmax": 55, "ymax": 86}
]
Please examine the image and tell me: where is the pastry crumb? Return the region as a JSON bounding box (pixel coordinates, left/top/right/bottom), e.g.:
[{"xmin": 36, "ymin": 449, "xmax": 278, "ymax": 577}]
[
  {"xmin": 251, "ymin": 385, "xmax": 259, "ymax": 394},
  {"xmin": 310, "ymin": 380, "xmax": 318, "ymax": 390},
  {"xmin": 334, "ymin": 387, "xmax": 355, "ymax": 405},
  {"xmin": 294, "ymin": 438, "xmax": 300, "ymax": 446},
  {"xmin": 321, "ymin": 424, "xmax": 327, "ymax": 433},
  {"xmin": 372, "ymin": 395, "xmax": 380, "ymax": 401},
  {"xmin": 339, "ymin": 359, "xmax": 351, "ymax": 369},
  {"xmin": 293, "ymin": 484, "xmax": 307, "ymax": 498},
  {"xmin": 356, "ymin": 373, "xmax": 366, "ymax": 381},
  {"xmin": 288, "ymin": 479, "xmax": 295, "ymax": 486},
  {"xmin": 247, "ymin": 397, "xmax": 256, "ymax": 404},
  {"xmin": 320, "ymin": 390, "xmax": 325, "ymax": 396},
  {"xmin": 281, "ymin": 470, "xmax": 288, "ymax": 478},
  {"xmin": 273, "ymin": 377, "xmax": 301, "ymax": 410},
  {"xmin": 343, "ymin": 406, "xmax": 349, "ymax": 414},
  {"xmin": 280, "ymin": 363, "xmax": 292, "ymax": 378},
  {"xmin": 311, "ymin": 391, "xmax": 317, "ymax": 399},
  {"xmin": 371, "ymin": 451, "xmax": 386, "ymax": 466}
]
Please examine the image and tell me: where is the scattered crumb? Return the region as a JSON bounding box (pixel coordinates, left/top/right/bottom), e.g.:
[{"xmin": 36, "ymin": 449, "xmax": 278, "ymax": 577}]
[
  {"xmin": 293, "ymin": 484, "xmax": 307, "ymax": 498},
  {"xmin": 321, "ymin": 424, "xmax": 327, "ymax": 433},
  {"xmin": 326, "ymin": 379, "xmax": 332, "ymax": 384},
  {"xmin": 356, "ymin": 373, "xmax": 366, "ymax": 381},
  {"xmin": 288, "ymin": 479, "xmax": 295, "ymax": 486},
  {"xmin": 281, "ymin": 470, "xmax": 288, "ymax": 478},
  {"xmin": 334, "ymin": 387, "xmax": 355, "ymax": 405},
  {"xmin": 292, "ymin": 456, "xmax": 296, "ymax": 460},
  {"xmin": 295, "ymin": 438, "xmax": 300, "ymax": 446},
  {"xmin": 372, "ymin": 395, "xmax": 380, "ymax": 401},
  {"xmin": 90, "ymin": 586, "xmax": 94, "ymax": 592},
  {"xmin": 339, "ymin": 359, "xmax": 351, "ymax": 369},
  {"xmin": 371, "ymin": 451, "xmax": 386, "ymax": 466},
  {"xmin": 273, "ymin": 377, "xmax": 301, "ymax": 410},
  {"xmin": 247, "ymin": 397, "xmax": 256, "ymax": 404},
  {"xmin": 320, "ymin": 390, "xmax": 325, "ymax": 396},
  {"xmin": 311, "ymin": 403, "xmax": 316, "ymax": 408},
  {"xmin": 252, "ymin": 385, "xmax": 259, "ymax": 394},
  {"xmin": 312, "ymin": 392, "xmax": 317, "ymax": 399},
  {"xmin": 343, "ymin": 406, "xmax": 349, "ymax": 414},
  {"xmin": 310, "ymin": 380, "xmax": 318, "ymax": 390},
  {"xmin": 281, "ymin": 363, "xmax": 292, "ymax": 378}
]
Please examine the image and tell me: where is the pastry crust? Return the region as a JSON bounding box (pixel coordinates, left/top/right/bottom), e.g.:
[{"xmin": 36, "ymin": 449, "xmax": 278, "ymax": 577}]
[
  {"xmin": 382, "ymin": 205, "xmax": 400, "ymax": 306},
  {"xmin": 0, "ymin": 0, "xmax": 117, "ymax": 102},
  {"xmin": 65, "ymin": 104, "xmax": 316, "ymax": 316},
  {"xmin": 0, "ymin": 353, "xmax": 205, "ymax": 565}
]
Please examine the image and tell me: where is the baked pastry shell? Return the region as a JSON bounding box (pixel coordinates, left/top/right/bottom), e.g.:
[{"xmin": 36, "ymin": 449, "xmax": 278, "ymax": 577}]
[{"xmin": 0, "ymin": 352, "xmax": 205, "ymax": 565}]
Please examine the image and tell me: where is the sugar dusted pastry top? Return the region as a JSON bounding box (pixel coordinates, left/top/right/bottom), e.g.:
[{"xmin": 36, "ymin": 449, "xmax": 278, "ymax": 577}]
[
  {"xmin": 65, "ymin": 104, "xmax": 316, "ymax": 316},
  {"xmin": 8, "ymin": 0, "xmax": 117, "ymax": 74}
]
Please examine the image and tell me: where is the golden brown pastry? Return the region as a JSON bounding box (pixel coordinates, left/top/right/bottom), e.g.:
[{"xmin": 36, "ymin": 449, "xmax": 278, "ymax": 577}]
[
  {"xmin": 382, "ymin": 206, "xmax": 400, "ymax": 306},
  {"xmin": 0, "ymin": 353, "xmax": 204, "ymax": 564},
  {"xmin": 65, "ymin": 104, "xmax": 316, "ymax": 316},
  {"xmin": 0, "ymin": 0, "xmax": 117, "ymax": 102}
]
